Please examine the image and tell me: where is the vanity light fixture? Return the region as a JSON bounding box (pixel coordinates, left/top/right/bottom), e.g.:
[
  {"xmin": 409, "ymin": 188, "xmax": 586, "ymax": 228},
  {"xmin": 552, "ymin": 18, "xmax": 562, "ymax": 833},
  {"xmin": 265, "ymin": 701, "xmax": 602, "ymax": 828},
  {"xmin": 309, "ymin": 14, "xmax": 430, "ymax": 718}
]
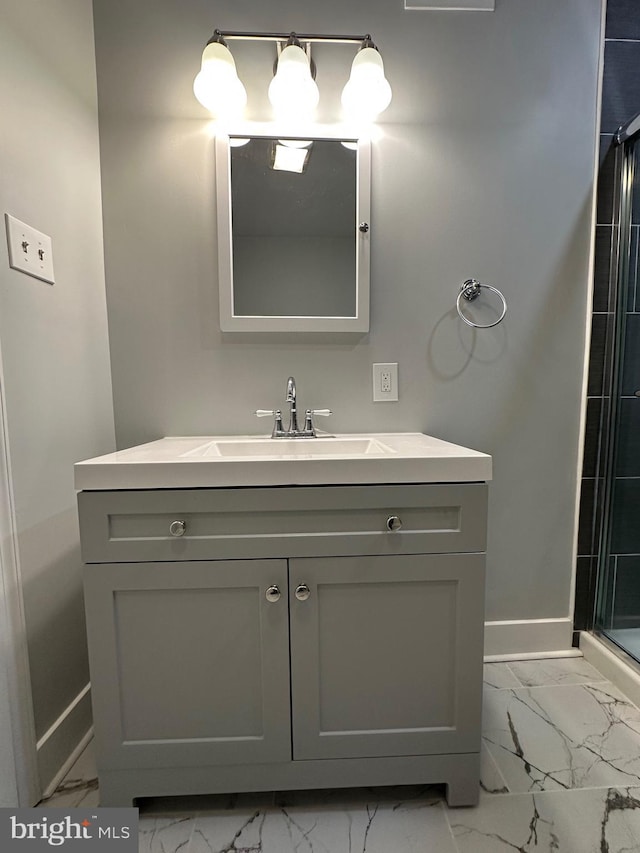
[{"xmin": 193, "ymin": 29, "xmax": 392, "ymax": 122}]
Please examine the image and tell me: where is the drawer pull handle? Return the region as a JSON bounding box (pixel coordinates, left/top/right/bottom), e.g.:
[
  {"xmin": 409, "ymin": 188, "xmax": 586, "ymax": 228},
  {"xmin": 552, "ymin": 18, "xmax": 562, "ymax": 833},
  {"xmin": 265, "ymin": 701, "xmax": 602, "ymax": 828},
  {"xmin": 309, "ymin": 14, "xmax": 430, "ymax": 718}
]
[
  {"xmin": 295, "ymin": 583, "xmax": 311, "ymax": 602},
  {"xmin": 386, "ymin": 515, "xmax": 403, "ymax": 532},
  {"xmin": 265, "ymin": 585, "xmax": 281, "ymax": 603},
  {"xmin": 169, "ymin": 520, "xmax": 186, "ymax": 537}
]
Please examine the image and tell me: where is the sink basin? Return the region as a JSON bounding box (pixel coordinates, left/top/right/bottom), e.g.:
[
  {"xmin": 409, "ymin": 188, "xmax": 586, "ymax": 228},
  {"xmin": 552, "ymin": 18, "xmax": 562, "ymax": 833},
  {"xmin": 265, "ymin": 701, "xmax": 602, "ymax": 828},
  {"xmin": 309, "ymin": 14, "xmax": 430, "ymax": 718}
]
[{"xmin": 182, "ymin": 437, "xmax": 395, "ymax": 459}]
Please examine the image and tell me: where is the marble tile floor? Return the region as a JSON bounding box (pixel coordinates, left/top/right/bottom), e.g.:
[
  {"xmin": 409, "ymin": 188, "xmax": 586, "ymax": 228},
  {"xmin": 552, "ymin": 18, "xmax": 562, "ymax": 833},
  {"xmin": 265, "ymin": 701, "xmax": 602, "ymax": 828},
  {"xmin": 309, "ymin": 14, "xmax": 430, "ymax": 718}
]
[{"xmin": 40, "ymin": 656, "xmax": 640, "ymax": 851}]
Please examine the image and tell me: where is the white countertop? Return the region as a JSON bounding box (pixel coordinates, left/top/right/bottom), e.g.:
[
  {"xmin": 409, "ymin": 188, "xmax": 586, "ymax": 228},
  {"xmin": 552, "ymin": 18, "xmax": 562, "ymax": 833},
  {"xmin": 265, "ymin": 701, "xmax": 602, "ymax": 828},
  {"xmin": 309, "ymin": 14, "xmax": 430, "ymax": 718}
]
[{"xmin": 74, "ymin": 433, "xmax": 492, "ymax": 490}]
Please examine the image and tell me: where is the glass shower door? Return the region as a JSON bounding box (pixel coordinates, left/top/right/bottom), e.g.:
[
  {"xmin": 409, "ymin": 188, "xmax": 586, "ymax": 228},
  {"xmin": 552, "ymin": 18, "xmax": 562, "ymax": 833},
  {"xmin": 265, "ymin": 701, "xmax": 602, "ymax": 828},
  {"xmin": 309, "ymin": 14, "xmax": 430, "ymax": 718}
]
[{"xmin": 595, "ymin": 135, "xmax": 640, "ymax": 660}]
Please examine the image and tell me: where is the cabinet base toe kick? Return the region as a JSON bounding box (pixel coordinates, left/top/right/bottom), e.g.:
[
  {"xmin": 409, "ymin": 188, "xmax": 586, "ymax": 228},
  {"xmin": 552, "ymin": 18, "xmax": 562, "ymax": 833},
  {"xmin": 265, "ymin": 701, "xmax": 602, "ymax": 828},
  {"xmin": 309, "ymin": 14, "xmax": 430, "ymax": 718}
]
[{"xmin": 96, "ymin": 752, "xmax": 481, "ymax": 809}]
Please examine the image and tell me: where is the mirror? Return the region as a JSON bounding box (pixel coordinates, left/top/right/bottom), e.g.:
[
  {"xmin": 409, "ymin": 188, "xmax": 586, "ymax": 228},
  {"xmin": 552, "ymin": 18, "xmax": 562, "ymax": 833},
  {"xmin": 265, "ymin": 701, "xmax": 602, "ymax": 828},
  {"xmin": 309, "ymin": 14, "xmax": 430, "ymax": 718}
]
[{"xmin": 216, "ymin": 132, "xmax": 370, "ymax": 332}]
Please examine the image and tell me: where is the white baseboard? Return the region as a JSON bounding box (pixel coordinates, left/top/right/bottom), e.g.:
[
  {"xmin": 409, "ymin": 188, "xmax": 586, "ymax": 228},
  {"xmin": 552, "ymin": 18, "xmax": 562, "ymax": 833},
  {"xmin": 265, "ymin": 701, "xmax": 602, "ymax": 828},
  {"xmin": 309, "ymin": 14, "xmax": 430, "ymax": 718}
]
[
  {"xmin": 40, "ymin": 727, "xmax": 94, "ymax": 800},
  {"xmin": 36, "ymin": 684, "xmax": 92, "ymax": 795},
  {"xmin": 484, "ymin": 617, "xmax": 574, "ymax": 659}
]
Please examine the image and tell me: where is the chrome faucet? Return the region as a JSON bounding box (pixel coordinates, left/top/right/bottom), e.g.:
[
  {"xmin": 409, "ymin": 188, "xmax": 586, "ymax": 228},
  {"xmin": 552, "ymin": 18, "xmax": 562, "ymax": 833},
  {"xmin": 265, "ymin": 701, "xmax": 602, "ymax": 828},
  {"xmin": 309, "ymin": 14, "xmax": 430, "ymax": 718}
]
[
  {"xmin": 286, "ymin": 376, "xmax": 299, "ymax": 435},
  {"xmin": 256, "ymin": 375, "xmax": 332, "ymax": 438}
]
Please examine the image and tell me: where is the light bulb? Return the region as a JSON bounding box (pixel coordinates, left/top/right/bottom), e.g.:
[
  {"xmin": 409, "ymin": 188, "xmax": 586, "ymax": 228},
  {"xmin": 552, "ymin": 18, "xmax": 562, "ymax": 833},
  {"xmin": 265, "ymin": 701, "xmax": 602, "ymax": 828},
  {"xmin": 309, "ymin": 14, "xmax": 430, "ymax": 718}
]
[
  {"xmin": 268, "ymin": 44, "xmax": 319, "ymax": 118},
  {"xmin": 341, "ymin": 46, "xmax": 392, "ymax": 121},
  {"xmin": 193, "ymin": 41, "xmax": 247, "ymax": 117}
]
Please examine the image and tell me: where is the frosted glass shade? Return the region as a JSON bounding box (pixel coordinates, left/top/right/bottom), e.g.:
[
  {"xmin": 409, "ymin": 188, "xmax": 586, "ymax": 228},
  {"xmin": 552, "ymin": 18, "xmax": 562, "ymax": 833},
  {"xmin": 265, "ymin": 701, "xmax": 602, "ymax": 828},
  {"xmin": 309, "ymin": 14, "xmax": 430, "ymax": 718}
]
[
  {"xmin": 341, "ymin": 47, "xmax": 392, "ymax": 121},
  {"xmin": 193, "ymin": 41, "xmax": 247, "ymax": 117},
  {"xmin": 268, "ymin": 44, "xmax": 319, "ymax": 117}
]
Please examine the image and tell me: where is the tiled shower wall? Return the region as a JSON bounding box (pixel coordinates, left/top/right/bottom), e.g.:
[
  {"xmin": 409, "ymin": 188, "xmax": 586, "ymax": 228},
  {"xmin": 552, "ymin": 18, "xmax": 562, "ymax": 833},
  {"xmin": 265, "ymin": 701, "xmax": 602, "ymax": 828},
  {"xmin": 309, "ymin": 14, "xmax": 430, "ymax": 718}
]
[{"xmin": 575, "ymin": 0, "xmax": 640, "ymax": 642}]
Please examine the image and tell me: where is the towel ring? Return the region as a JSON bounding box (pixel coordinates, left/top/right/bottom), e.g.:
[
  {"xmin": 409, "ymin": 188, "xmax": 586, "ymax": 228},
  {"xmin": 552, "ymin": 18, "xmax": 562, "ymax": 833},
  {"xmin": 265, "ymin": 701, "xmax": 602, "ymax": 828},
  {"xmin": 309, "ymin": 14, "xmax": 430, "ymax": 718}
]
[{"xmin": 456, "ymin": 279, "xmax": 507, "ymax": 329}]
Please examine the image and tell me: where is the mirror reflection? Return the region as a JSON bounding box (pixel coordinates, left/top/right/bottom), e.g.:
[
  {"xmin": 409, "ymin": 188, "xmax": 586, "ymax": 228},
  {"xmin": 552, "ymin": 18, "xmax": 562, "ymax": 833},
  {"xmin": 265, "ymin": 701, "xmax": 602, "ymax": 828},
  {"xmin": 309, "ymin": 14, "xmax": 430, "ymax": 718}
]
[{"xmin": 230, "ymin": 137, "xmax": 357, "ymax": 318}]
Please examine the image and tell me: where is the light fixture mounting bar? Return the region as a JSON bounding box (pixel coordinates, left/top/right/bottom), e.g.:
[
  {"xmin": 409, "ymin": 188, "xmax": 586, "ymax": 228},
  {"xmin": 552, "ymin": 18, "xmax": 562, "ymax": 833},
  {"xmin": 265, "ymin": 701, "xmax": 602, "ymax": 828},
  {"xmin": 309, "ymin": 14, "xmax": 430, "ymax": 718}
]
[{"xmin": 214, "ymin": 29, "xmax": 372, "ymax": 45}]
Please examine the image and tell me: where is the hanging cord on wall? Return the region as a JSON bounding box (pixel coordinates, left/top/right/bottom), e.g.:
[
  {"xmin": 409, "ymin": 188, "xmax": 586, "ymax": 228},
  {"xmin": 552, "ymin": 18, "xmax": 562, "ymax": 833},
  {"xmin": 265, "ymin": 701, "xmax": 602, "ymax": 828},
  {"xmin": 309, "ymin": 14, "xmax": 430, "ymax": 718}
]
[{"xmin": 455, "ymin": 279, "xmax": 507, "ymax": 329}]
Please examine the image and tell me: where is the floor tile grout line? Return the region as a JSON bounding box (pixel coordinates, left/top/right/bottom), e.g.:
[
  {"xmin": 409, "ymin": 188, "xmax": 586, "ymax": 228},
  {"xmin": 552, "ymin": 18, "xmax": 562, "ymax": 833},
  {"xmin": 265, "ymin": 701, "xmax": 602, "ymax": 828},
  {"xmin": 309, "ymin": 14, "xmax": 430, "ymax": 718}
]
[
  {"xmin": 441, "ymin": 798, "xmax": 464, "ymax": 853},
  {"xmin": 479, "ymin": 742, "xmax": 511, "ymax": 796},
  {"xmin": 503, "ymin": 661, "xmax": 524, "ymax": 688},
  {"xmin": 468, "ymin": 783, "xmax": 640, "ymax": 797},
  {"xmin": 185, "ymin": 815, "xmax": 198, "ymax": 853},
  {"xmin": 483, "ymin": 679, "xmax": 612, "ymax": 690}
]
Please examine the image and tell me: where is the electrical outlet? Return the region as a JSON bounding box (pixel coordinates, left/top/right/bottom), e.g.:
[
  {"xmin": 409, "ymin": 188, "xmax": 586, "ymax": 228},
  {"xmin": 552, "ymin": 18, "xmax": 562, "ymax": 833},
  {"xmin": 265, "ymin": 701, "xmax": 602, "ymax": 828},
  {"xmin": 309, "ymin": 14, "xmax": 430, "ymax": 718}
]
[
  {"xmin": 5, "ymin": 214, "xmax": 55, "ymax": 284},
  {"xmin": 373, "ymin": 363, "xmax": 398, "ymax": 402}
]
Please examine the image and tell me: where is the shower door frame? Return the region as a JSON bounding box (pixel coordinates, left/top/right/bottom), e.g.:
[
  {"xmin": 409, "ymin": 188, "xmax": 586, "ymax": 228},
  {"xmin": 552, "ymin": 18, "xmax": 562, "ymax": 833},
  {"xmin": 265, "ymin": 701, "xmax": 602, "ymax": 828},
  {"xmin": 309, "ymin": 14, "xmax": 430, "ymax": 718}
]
[{"xmin": 594, "ymin": 116, "xmax": 639, "ymax": 649}]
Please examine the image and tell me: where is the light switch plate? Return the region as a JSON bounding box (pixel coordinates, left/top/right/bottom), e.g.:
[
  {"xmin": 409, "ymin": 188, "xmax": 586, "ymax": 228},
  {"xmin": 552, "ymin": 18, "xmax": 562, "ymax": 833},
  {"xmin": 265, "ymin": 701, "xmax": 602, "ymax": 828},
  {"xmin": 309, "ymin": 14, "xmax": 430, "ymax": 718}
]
[{"xmin": 5, "ymin": 214, "xmax": 55, "ymax": 284}]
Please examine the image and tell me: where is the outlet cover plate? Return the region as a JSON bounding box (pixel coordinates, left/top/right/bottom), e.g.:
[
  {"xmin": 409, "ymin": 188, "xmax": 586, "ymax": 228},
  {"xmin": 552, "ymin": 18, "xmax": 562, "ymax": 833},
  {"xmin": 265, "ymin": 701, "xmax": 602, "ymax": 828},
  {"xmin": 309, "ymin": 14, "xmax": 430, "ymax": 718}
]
[
  {"xmin": 373, "ymin": 363, "xmax": 399, "ymax": 402},
  {"xmin": 5, "ymin": 214, "xmax": 55, "ymax": 284}
]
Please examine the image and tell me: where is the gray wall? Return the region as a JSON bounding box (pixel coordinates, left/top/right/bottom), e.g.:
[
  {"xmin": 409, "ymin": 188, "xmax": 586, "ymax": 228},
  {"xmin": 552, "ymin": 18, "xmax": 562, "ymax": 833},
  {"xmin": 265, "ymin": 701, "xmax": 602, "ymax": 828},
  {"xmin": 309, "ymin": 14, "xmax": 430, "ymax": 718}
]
[
  {"xmin": 93, "ymin": 1, "xmax": 601, "ymax": 634},
  {"xmin": 0, "ymin": 0, "xmax": 115, "ymax": 792}
]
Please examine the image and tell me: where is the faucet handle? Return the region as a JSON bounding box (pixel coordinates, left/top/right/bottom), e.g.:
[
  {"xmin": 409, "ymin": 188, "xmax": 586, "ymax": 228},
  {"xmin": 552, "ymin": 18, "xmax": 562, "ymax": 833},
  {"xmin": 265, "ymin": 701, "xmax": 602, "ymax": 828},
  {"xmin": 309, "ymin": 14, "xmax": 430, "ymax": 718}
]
[
  {"xmin": 255, "ymin": 409, "xmax": 285, "ymax": 438},
  {"xmin": 303, "ymin": 408, "xmax": 332, "ymax": 435}
]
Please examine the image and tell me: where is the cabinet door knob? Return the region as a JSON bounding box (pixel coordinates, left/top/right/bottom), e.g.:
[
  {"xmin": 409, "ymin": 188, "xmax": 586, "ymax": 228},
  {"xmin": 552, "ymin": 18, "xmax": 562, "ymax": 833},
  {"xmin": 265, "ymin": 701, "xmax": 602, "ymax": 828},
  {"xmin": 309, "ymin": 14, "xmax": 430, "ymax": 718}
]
[
  {"xmin": 169, "ymin": 520, "xmax": 186, "ymax": 537},
  {"xmin": 295, "ymin": 583, "xmax": 311, "ymax": 601},
  {"xmin": 386, "ymin": 515, "xmax": 403, "ymax": 532},
  {"xmin": 265, "ymin": 585, "xmax": 281, "ymax": 603}
]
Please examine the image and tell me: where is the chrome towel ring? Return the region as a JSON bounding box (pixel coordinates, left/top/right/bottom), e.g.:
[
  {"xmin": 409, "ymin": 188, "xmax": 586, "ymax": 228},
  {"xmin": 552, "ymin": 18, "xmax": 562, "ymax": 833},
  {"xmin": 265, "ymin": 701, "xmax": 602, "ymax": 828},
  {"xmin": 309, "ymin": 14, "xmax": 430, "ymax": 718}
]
[{"xmin": 456, "ymin": 279, "xmax": 507, "ymax": 329}]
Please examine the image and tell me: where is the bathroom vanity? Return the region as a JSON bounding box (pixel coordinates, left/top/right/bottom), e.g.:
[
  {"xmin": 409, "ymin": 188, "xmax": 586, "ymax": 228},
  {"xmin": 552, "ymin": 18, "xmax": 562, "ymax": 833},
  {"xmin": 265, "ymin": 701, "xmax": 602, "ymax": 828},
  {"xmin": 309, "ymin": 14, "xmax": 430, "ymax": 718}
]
[{"xmin": 75, "ymin": 433, "xmax": 491, "ymax": 807}]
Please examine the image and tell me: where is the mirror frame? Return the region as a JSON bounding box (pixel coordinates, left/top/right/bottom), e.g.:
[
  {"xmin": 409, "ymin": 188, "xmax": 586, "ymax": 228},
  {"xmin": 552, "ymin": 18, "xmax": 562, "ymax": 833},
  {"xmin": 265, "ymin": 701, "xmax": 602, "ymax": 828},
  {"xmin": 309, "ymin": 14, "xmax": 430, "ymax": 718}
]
[{"xmin": 216, "ymin": 130, "xmax": 371, "ymax": 333}]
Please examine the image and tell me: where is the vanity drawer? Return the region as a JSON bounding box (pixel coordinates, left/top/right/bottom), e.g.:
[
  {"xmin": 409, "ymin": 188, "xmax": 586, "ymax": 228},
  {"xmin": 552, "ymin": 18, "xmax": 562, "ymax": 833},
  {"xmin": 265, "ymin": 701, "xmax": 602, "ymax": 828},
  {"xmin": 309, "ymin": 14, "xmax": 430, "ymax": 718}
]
[{"xmin": 78, "ymin": 483, "xmax": 487, "ymax": 563}]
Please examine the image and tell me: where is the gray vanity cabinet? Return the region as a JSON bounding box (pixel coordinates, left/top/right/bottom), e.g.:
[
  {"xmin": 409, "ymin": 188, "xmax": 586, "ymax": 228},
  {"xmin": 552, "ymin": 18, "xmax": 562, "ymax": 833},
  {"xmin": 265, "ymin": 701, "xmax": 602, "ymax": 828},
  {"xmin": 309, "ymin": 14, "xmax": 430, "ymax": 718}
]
[{"xmin": 78, "ymin": 482, "xmax": 488, "ymax": 808}]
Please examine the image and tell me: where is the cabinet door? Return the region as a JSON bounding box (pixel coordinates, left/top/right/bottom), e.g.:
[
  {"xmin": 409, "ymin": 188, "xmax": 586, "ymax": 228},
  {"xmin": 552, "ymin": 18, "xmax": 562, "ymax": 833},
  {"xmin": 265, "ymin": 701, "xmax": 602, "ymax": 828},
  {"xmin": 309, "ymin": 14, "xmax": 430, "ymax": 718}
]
[
  {"xmin": 84, "ymin": 560, "xmax": 291, "ymax": 769},
  {"xmin": 289, "ymin": 554, "xmax": 484, "ymax": 760}
]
